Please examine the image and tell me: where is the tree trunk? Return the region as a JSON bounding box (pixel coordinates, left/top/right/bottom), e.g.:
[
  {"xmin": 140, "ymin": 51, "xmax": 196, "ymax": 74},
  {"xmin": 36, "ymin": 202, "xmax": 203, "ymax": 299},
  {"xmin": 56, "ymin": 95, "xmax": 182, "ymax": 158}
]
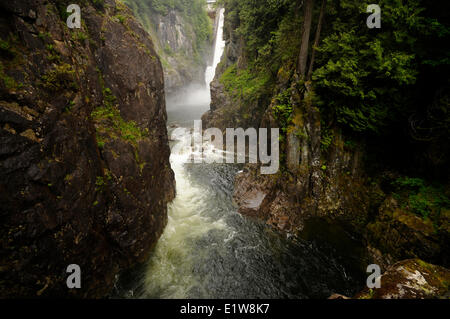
[
  {"xmin": 307, "ymin": 0, "xmax": 326, "ymax": 81},
  {"xmin": 287, "ymin": 0, "xmax": 315, "ymax": 173},
  {"xmin": 297, "ymin": 0, "xmax": 314, "ymax": 78}
]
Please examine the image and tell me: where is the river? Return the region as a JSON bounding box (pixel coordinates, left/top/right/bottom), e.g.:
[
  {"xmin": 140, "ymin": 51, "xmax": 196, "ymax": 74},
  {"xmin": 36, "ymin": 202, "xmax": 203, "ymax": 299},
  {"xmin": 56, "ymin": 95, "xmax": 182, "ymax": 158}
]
[{"xmin": 116, "ymin": 8, "xmax": 362, "ymax": 299}]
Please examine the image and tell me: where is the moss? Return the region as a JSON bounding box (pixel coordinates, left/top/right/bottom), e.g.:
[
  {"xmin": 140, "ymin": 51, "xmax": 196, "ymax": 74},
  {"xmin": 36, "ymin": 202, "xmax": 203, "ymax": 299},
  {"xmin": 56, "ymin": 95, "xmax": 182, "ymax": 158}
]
[
  {"xmin": 0, "ymin": 38, "xmax": 15, "ymax": 58},
  {"xmin": 91, "ymin": 71, "xmax": 148, "ymax": 148},
  {"xmin": 40, "ymin": 63, "xmax": 77, "ymax": 91},
  {"xmin": 391, "ymin": 177, "xmax": 450, "ymax": 221},
  {"xmin": 95, "ymin": 176, "xmax": 106, "ymax": 192},
  {"xmin": 91, "ymin": 88, "xmax": 148, "ymax": 145},
  {"xmin": 71, "ymin": 31, "xmax": 88, "ymax": 42},
  {"xmin": 272, "ymin": 89, "xmax": 293, "ymax": 134},
  {"xmin": 114, "ymin": 15, "xmax": 127, "ymax": 24},
  {"xmin": 64, "ymin": 100, "xmax": 75, "ymax": 113},
  {"xmin": 320, "ymin": 129, "xmax": 334, "ymax": 152},
  {"xmin": 38, "ymin": 32, "xmax": 51, "ymax": 40},
  {"xmin": 92, "ymin": 0, "xmax": 105, "ymax": 10},
  {"xmin": 0, "ymin": 64, "xmax": 19, "ymax": 90},
  {"xmin": 104, "ymin": 169, "xmax": 113, "ymax": 181},
  {"xmin": 0, "ymin": 47, "xmax": 23, "ymax": 91},
  {"xmin": 64, "ymin": 174, "xmax": 73, "ymax": 184}
]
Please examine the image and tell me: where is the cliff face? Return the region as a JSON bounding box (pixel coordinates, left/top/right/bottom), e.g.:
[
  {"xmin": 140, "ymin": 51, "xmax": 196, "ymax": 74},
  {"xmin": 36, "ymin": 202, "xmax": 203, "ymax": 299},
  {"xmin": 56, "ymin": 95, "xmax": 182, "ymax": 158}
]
[
  {"xmin": 123, "ymin": 0, "xmax": 213, "ymax": 95},
  {"xmin": 152, "ymin": 8, "xmax": 207, "ymax": 93},
  {"xmin": 0, "ymin": 0, "xmax": 175, "ymax": 297}
]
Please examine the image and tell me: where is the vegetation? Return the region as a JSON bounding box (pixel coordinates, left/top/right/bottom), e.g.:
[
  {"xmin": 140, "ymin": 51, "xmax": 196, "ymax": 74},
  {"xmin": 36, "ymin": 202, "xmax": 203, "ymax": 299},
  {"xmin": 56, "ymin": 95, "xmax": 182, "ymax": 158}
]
[
  {"xmin": 0, "ymin": 62, "xmax": 20, "ymax": 90},
  {"xmin": 220, "ymin": 64, "xmax": 271, "ymax": 103},
  {"xmin": 41, "ymin": 63, "xmax": 77, "ymax": 91},
  {"xmin": 221, "ymin": 0, "xmax": 449, "ymax": 178},
  {"xmin": 271, "ymin": 89, "xmax": 293, "ymax": 135},
  {"xmin": 223, "ymin": 0, "xmax": 449, "ymax": 134},
  {"xmin": 91, "ymin": 87, "xmax": 148, "ymax": 146},
  {"xmin": 392, "ymin": 177, "xmax": 450, "ymax": 220},
  {"xmin": 91, "ymin": 68, "xmax": 148, "ymax": 149},
  {"xmin": 0, "ymin": 35, "xmax": 24, "ymax": 90}
]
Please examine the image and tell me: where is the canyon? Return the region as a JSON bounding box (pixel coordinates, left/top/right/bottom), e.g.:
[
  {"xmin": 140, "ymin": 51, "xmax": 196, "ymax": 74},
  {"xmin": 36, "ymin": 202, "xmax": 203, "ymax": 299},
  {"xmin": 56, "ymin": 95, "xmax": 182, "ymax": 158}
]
[{"xmin": 0, "ymin": 0, "xmax": 448, "ymax": 299}]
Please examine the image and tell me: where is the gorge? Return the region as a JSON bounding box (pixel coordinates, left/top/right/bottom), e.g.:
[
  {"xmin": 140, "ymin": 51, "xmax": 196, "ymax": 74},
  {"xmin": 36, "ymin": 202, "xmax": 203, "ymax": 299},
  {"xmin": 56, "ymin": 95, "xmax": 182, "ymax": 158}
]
[{"xmin": 0, "ymin": 0, "xmax": 449, "ymax": 299}]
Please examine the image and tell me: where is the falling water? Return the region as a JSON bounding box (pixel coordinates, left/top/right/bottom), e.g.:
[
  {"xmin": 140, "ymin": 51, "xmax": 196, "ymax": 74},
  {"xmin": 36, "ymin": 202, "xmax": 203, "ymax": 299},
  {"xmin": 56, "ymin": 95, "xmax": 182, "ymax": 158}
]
[
  {"xmin": 118, "ymin": 6, "xmax": 362, "ymax": 300},
  {"xmin": 205, "ymin": 8, "xmax": 226, "ymax": 89}
]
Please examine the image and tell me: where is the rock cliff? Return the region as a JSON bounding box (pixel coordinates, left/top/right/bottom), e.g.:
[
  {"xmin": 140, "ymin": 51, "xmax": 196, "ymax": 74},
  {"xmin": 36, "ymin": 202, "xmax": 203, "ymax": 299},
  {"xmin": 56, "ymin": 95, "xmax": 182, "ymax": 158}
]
[
  {"xmin": 123, "ymin": 0, "xmax": 213, "ymax": 95},
  {"xmin": 0, "ymin": 0, "xmax": 175, "ymax": 297}
]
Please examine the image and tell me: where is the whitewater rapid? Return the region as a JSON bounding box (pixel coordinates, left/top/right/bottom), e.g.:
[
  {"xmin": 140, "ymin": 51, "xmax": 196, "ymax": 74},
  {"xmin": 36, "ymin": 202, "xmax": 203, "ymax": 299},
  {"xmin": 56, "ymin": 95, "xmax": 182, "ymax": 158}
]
[{"xmin": 118, "ymin": 6, "xmax": 360, "ymax": 299}]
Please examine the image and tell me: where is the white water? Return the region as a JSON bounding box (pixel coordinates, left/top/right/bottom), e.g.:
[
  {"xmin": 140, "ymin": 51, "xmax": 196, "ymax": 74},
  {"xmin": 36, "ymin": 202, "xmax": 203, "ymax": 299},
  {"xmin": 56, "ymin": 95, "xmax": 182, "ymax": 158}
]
[
  {"xmin": 127, "ymin": 6, "xmax": 357, "ymax": 299},
  {"xmin": 140, "ymin": 8, "xmax": 227, "ymax": 299},
  {"xmin": 205, "ymin": 8, "xmax": 226, "ymax": 90},
  {"xmin": 142, "ymin": 128, "xmax": 227, "ymax": 298}
]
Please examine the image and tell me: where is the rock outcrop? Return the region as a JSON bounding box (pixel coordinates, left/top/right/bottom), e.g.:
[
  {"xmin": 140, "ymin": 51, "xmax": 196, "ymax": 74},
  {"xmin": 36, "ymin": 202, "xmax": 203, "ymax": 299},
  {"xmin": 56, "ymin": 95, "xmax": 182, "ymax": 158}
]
[
  {"xmin": 0, "ymin": 0, "xmax": 175, "ymax": 297},
  {"xmin": 355, "ymin": 259, "xmax": 450, "ymax": 299},
  {"xmin": 233, "ymin": 127, "xmax": 370, "ymax": 237},
  {"xmin": 366, "ymin": 197, "xmax": 449, "ymax": 269}
]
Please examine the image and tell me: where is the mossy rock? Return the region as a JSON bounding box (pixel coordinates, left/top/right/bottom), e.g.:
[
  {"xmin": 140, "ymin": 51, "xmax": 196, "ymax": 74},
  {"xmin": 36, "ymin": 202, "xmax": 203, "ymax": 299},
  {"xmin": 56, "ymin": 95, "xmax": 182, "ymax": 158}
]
[
  {"xmin": 355, "ymin": 259, "xmax": 450, "ymax": 299},
  {"xmin": 366, "ymin": 197, "xmax": 444, "ymax": 265}
]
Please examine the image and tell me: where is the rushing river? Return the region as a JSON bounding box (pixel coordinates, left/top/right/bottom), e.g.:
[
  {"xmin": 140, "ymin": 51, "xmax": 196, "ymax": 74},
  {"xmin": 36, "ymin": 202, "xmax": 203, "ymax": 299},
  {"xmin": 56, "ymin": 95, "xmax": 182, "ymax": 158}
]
[{"xmin": 116, "ymin": 8, "xmax": 363, "ymax": 299}]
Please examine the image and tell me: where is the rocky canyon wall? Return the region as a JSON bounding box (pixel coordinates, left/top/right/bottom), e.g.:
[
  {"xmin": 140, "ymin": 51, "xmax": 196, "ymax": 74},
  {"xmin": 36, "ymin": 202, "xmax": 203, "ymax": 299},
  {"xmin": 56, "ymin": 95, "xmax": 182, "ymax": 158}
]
[
  {"xmin": 123, "ymin": 0, "xmax": 214, "ymax": 95},
  {"xmin": 0, "ymin": 0, "xmax": 175, "ymax": 297}
]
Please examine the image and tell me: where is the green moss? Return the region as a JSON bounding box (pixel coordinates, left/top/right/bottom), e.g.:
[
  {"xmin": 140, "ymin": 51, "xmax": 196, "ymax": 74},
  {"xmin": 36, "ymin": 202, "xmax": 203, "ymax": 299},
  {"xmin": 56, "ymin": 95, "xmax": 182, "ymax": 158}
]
[
  {"xmin": 95, "ymin": 176, "xmax": 106, "ymax": 192},
  {"xmin": 104, "ymin": 169, "xmax": 113, "ymax": 181},
  {"xmin": 38, "ymin": 31, "xmax": 51, "ymax": 40},
  {"xmin": 71, "ymin": 31, "xmax": 88, "ymax": 42},
  {"xmin": 92, "ymin": 0, "xmax": 105, "ymax": 10},
  {"xmin": 0, "ymin": 62, "xmax": 20, "ymax": 90},
  {"xmin": 91, "ymin": 85, "xmax": 148, "ymax": 146},
  {"xmin": 40, "ymin": 63, "xmax": 77, "ymax": 91},
  {"xmin": 0, "ymin": 38, "xmax": 12, "ymax": 54},
  {"xmin": 64, "ymin": 100, "xmax": 75, "ymax": 113},
  {"xmin": 115, "ymin": 14, "xmax": 127, "ymax": 24}
]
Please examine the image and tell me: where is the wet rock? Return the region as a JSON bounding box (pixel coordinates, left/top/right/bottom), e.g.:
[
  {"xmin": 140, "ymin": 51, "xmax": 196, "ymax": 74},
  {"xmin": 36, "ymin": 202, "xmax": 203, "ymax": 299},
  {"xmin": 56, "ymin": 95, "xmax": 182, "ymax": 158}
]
[
  {"xmin": 0, "ymin": 0, "xmax": 174, "ymax": 297},
  {"xmin": 355, "ymin": 259, "xmax": 450, "ymax": 299},
  {"xmin": 366, "ymin": 197, "xmax": 446, "ymax": 267}
]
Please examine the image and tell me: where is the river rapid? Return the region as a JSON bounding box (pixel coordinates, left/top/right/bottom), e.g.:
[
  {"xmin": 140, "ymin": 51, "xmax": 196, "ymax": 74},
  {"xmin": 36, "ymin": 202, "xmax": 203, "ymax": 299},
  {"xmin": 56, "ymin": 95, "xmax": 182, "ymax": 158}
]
[{"xmin": 116, "ymin": 8, "xmax": 362, "ymax": 299}]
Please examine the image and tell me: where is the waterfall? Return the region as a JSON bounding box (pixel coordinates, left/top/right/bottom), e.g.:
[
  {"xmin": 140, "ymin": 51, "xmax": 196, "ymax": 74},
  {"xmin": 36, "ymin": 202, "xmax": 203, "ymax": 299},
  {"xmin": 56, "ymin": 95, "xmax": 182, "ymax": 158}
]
[
  {"xmin": 124, "ymin": 5, "xmax": 357, "ymax": 299},
  {"xmin": 205, "ymin": 8, "xmax": 225, "ymax": 88},
  {"xmin": 138, "ymin": 8, "xmax": 229, "ymax": 299},
  {"xmin": 165, "ymin": 7, "xmax": 225, "ymax": 114}
]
